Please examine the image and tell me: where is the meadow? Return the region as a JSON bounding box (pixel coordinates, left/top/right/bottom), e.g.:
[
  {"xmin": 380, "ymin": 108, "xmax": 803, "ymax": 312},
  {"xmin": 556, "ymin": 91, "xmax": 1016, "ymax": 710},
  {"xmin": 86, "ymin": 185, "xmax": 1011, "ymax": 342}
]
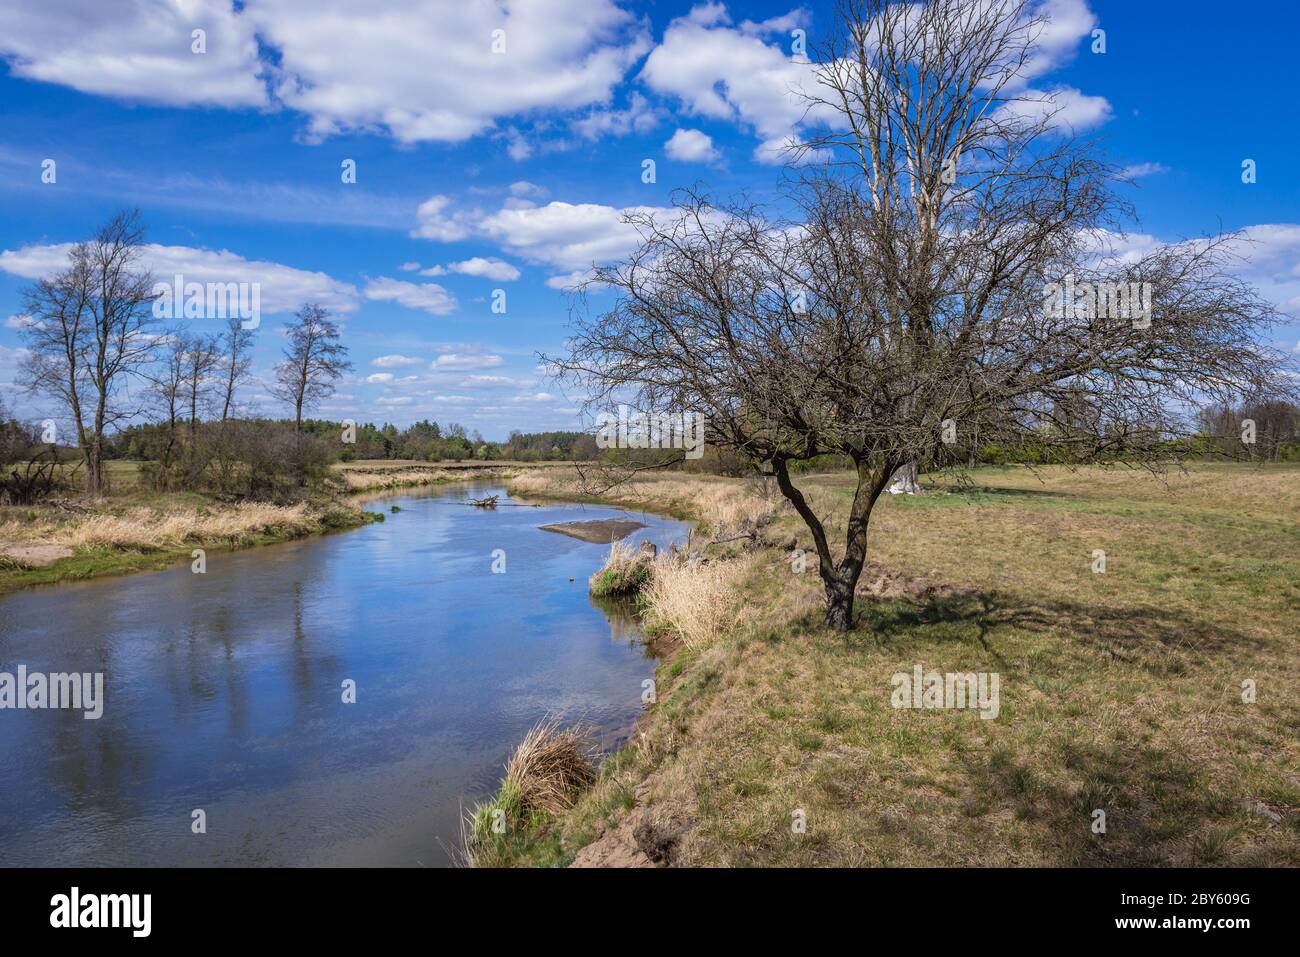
[{"xmin": 480, "ymin": 462, "xmax": 1300, "ymax": 867}]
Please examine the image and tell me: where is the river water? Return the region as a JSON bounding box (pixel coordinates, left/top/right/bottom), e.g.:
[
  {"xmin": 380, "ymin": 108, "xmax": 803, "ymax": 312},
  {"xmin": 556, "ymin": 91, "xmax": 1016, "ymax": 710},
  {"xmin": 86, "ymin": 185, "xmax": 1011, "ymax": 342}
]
[{"xmin": 0, "ymin": 482, "xmax": 687, "ymax": 866}]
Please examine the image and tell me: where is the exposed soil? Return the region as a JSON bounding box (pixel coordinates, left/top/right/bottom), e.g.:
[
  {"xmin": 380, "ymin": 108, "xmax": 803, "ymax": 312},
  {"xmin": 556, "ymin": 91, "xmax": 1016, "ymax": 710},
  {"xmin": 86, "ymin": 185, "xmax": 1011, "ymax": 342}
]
[
  {"xmin": 0, "ymin": 543, "xmax": 74, "ymax": 567},
  {"xmin": 539, "ymin": 519, "xmax": 647, "ymax": 543}
]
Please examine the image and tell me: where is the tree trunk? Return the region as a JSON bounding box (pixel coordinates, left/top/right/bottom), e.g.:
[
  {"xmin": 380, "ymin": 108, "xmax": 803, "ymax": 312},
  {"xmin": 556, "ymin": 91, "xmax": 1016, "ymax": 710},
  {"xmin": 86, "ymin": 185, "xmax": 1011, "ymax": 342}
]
[
  {"xmin": 823, "ymin": 566, "xmax": 860, "ymax": 631},
  {"xmin": 87, "ymin": 437, "xmax": 103, "ymax": 496}
]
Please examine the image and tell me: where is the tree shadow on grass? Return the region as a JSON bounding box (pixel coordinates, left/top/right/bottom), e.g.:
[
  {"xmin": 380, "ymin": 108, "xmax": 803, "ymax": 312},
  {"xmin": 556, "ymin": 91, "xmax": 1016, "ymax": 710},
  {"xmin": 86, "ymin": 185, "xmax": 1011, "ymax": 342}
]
[
  {"xmin": 857, "ymin": 587, "xmax": 1265, "ymax": 673},
  {"xmin": 954, "ymin": 733, "xmax": 1256, "ymax": 865}
]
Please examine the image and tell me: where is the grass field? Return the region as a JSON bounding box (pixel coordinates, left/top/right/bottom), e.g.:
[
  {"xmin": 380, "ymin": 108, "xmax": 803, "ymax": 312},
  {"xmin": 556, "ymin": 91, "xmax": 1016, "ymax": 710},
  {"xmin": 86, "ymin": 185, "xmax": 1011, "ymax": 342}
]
[{"xmin": 486, "ymin": 462, "xmax": 1300, "ymax": 867}]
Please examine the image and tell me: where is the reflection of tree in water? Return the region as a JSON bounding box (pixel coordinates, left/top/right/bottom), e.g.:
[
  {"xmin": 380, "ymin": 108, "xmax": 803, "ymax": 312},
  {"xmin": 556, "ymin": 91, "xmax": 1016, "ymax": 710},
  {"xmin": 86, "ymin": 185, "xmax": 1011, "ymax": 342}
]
[{"xmin": 588, "ymin": 593, "xmax": 644, "ymax": 649}]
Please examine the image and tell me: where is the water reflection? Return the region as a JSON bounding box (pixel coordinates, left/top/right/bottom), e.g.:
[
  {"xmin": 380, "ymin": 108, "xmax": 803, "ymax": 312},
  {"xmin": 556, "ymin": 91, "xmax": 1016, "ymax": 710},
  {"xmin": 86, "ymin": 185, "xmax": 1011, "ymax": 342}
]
[{"xmin": 0, "ymin": 483, "xmax": 686, "ymax": 867}]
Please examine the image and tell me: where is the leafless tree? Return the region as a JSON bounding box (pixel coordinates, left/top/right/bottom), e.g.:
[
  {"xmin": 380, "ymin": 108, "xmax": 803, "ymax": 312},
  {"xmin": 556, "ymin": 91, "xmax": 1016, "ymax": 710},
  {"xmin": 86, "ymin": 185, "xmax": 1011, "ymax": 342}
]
[
  {"xmin": 181, "ymin": 333, "xmax": 220, "ymax": 463},
  {"xmin": 271, "ymin": 303, "xmax": 351, "ymax": 433},
  {"xmin": 18, "ymin": 210, "xmax": 156, "ymax": 495},
  {"xmin": 147, "ymin": 331, "xmax": 188, "ymax": 479},
  {"xmin": 217, "ymin": 317, "xmax": 255, "ymax": 422},
  {"xmin": 551, "ymin": 0, "xmax": 1294, "ymax": 630},
  {"xmin": 1198, "ymin": 398, "xmax": 1300, "ymax": 461}
]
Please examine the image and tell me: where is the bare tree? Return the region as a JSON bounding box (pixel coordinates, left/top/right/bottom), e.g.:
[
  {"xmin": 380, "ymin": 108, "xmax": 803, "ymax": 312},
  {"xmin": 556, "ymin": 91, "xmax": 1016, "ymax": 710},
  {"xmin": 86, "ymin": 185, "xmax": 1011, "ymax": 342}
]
[
  {"xmin": 146, "ymin": 331, "xmax": 188, "ymax": 480},
  {"xmin": 552, "ymin": 0, "xmax": 1293, "ymax": 631},
  {"xmin": 19, "ymin": 210, "xmax": 157, "ymax": 496},
  {"xmin": 271, "ymin": 303, "xmax": 351, "ymax": 432},
  {"xmin": 217, "ymin": 317, "xmax": 255, "ymax": 422},
  {"xmin": 181, "ymin": 333, "xmax": 219, "ymax": 443}
]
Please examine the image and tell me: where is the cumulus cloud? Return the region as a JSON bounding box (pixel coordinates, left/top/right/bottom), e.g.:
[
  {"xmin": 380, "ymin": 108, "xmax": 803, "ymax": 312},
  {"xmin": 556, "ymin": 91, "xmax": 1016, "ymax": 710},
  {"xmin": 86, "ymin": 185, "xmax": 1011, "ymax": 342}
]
[
  {"xmin": 1083, "ymin": 224, "xmax": 1300, "ymax": 319},
  {"xmin": 411, "ymin": 193, "xmax": 715, "ymax": 286},
  {"xmin": 665, "ymin": 128, "xmax": 721, "ymax": 163},
  {"xmin": 411, "ymin": 195, "xmax": 475, "ymax": 242},
  {"xmin": 0, "ymin": 0, "xmax": 267, "ymax": 107},
  {"xmin": 431, "ymin": 353, "xmax": 506, "ymax": 371},
  {"xmin": 363, "ymin": 277, "xmax": 458, "ymax": 316},
  {"xmin": 0, "ymin": 242, "xmax": 359, "ymax": 314},
  {"xmin": 572, "ymin": 92, "xmax": 661, "ymax": 140},
  {"xmin": 478, "ymin": 201, "xmax": 671, "ymax": 272},
  {"xmin": 997, "ymin": 86, "xmax": 1112, "ymax": 133},
  {"xmin": 1016, "ymin": 0, "xmax": 1099, "ymax": 87},
  {"xmin": 372, "ymin": 354, "xmax": 425, "ymax": 368},
  {"xmin": 0, "ymin": 0, "xmax": 653, "ymax": 146},
  {"xmin": 445, "ymin": 257, "xmax": 522, "ymax": 281},
  {"xmin": 509, "ymin": 181, "xmax": 549, "ymax": 200},
  {"xmin": 366, "ymin": 373, "xmax": 395, "ymax": 384},
  {"xmin": 640, "ymin": 4, "xmax": 825, "ymax": 164},
  {"xmin": 252, "ymin": 0, "xmax": 649, "ymax": 144}
]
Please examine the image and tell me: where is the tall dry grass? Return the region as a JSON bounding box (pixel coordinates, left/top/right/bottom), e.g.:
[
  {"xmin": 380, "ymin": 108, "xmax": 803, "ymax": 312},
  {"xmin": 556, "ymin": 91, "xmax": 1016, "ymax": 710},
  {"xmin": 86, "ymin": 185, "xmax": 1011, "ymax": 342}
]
[
  {"xmin": 2, "ymin": 502, "xmax": 319, "ymax": 551},
  {"xmin": 642, "ymin": 555, "xmax": 745, "ymax": 648},
  {"xmin": 340, "ymin": 467, "xmax": 456, "ymax": 490},
  {"xmin": 589, "ymin": 539, "xmax": 651, "ymax": 597},
  {"xmin": 463, "ymin": 715, "xmax": 598, "ymax": 865},
  {"xmin": 503, "ymin": 716, "xmax": 598, "ymax": 815}
]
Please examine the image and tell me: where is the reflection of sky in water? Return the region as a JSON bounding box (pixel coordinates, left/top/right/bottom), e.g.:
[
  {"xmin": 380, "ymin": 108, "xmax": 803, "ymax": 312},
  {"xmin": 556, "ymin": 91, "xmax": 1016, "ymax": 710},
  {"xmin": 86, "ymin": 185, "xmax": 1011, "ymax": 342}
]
[{"xmin": 0, "ymin": 482, "xmax": 687, "ymax": 867}]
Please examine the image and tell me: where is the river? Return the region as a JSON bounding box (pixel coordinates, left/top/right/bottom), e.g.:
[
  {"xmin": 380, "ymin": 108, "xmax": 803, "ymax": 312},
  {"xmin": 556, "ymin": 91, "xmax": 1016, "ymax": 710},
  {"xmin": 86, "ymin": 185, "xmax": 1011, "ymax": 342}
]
[{"xmin": 0, "ymin": 482, "xmax": 687, "ymax": 867}]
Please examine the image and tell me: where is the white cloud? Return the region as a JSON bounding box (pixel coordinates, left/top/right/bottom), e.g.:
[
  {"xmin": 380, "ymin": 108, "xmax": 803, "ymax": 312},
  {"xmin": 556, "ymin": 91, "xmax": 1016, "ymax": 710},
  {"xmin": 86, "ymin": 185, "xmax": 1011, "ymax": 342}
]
[
  {"xmin": 412, "ymin": 193, "xmax": 711, "ymax": 286},
  {"xmin": 445, "ymin": 257, "xmax": 521, "ymax": 281},
  {"xmin": 509, "ymin": 181, "xmax": 549, "ymax": 200},
  {"xmin": 1, "ymin": 1, "xmax": 657, "ymax": 146},
  {"xmin": 545, "ymin": 269, "xmax": 597, "ymax": 290},
  {"xmin": 0, "ymin": 242, "xmax": 359, "ymax": 314},
  {"xmin": 479, "ymin": 200, "xmax": 671, "ymax": 272},
  {"xmin": 431, "ymin": 353, "xmax": 506, "ymax": 371},
  {"xmin": 411, "ymin": 195, "xmax": 475, "ymax": 242},
  {"xmin": 372, "ymin": 355, "xmax": 425, "ymax": 368},
  {"xmin": 5, "ymin": 314, "xmax": 34, "ymax": 330},
  {"xmin": 1121, "ymin": 162, "xmax": 1170, "ymax": 179},
  {"xmin": 366, "ymin": 373, "xmax": 395, "ymax": 384},
  {"xmin": 251, "ymin": 0, "xmax": 649, "ymax": 144},
  {"xmin": 0, "ymin": 0, "xmax": 267, "ymax": 107},
  {"xmin": 665, "ymin": 128, "xmax": 721, "ymax": 163},
  {"xmin": 641, "ymin": 2, "xmax": 1106, "ymax": 159},
  {"xmin": 363, "ymin": 277, "xmax": 458, "ymax": 316},
  {"xmin": 1085, "ymin": 223, "xmax": 1300, "ymax": 319},
  {"xmin": 400, "ymin": 261, "xmax": 422, "ymax": 272},
  {"xmin": 640, "ymin": 4, "xmax": 826, "ymax": 164},
  {"xmin": 572, "ymin": 92, "xmax": 661, "ymax": 139},
  {"xmin": 998, "ymin": 86, "xmax": 1112, "ymax": 133},
  {"xmin": 1017, "ymin": 0, "xmax": 1098, "ymax": 86}
]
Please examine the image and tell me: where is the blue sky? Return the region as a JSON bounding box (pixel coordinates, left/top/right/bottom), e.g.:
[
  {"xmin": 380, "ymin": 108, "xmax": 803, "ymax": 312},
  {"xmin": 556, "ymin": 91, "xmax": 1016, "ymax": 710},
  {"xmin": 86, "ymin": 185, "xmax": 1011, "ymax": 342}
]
[{"xmin": 1, "ymin": 0, "xmax": 1297, "ymax": 439}]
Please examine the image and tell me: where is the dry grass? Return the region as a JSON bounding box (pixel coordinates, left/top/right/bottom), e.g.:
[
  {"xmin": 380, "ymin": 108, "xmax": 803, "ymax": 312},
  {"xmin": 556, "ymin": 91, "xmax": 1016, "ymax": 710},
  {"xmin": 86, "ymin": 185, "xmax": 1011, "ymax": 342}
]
[
  {"xmin": 56, "ymin": 502, "xmax": 317, "ymax": 550},
  {"xmin": 642, "ymin": 555, "xmax": 746, "ymax": 648},
  {"xmin": 464, "ymin": 716, "xmax": 598, "ymax": 867},
  {"xmin": 339, "ymin": 467, "xmax": 458, "ymax": 491},
  {"xmin": 504, "ymin": 717, "xmax": 598, "ymax": 815},
  {"xmin": 503, "ymin": 462, "xmax": 1300, "ymax": 868},
  {"xmin": 589, "ymin": 539, "xmax": 651, "ymax": 597},
  {"xmin": 0, "ymin": 500, "xmax": 334, "ymax": 555}
]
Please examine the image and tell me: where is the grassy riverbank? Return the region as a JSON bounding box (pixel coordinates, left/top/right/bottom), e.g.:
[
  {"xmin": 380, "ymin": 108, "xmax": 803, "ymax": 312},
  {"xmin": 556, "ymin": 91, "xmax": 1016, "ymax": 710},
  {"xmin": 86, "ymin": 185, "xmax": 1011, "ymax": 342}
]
[
  {"xmin": 0, "ymin": 490, "xmax": 381, "ymax": 594},
  {"xmin": 472, "ymin": 463, "xmax": 1300, "ymax": 867}
]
